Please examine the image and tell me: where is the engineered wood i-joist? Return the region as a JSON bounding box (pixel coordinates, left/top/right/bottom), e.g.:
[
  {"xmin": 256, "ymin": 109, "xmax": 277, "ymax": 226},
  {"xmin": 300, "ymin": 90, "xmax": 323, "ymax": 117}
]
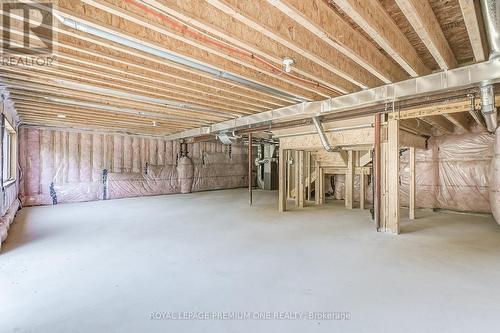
[
  {"xmin": 329, "ymin": 0, "xmax": 430, "ymax": 77},
  {"xmin": 268, "ymin": 0, "xmax": 409, "ymax": 83},
  {"xmin": 143, "ymin": 0, "xmax": 355, "ymax": 95}
]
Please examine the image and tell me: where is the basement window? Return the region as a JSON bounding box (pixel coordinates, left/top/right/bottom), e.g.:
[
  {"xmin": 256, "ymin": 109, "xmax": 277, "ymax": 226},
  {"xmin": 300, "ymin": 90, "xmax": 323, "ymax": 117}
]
[{"xmin": 2, "ymin": 120, "xmax": 16, "ymax": 184}]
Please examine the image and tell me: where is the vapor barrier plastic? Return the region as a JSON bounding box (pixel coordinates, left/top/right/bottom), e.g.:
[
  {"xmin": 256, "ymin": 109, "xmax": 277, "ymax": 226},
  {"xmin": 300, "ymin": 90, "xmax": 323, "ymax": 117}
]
[{"xmin": 19, "ymin": 127, "xmax": 248, "ymax": 206}]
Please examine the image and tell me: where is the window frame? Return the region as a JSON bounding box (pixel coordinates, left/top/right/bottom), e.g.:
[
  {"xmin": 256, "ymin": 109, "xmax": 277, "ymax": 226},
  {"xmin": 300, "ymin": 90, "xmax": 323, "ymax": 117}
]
[{"xmin": 2, "ymin": 119, "xmax": 17, "ymax": 185}]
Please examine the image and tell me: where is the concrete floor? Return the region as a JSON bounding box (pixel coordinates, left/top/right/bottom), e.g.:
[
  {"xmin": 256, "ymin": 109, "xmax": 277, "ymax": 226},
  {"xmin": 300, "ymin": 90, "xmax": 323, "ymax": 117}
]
[{"xmin": 1, "ymin": 189, "xmax": 500, "ymax": 333}]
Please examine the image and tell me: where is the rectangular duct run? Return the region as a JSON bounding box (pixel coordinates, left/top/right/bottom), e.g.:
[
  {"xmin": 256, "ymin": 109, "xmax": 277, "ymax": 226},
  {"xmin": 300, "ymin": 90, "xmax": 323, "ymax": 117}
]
[{"xmin": 18, "ymin": 126, "xmax": 249, "ymax": 206}]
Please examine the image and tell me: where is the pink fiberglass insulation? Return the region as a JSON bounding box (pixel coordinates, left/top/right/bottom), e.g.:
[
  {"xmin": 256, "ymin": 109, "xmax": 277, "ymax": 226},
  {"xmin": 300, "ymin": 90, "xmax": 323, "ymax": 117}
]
[{"xmin": 19, "ymin": 126, "xmax": 248, "ymax": 206}]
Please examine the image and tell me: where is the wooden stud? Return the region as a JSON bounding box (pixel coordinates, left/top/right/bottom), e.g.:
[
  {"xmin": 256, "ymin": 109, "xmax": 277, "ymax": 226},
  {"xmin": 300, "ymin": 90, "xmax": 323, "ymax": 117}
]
[
  {"xmin": 278, "ymin": 147, "xmax": 287, "ymax": 212},
  {"xmin": 319, "ymin": 168, "xmax": 325, "ymax": 205},
  {"xmin": 298, "ymin": 150, "xmax": 305, "ymax": 208},
  {"xmin": 387, "ymin": 117, "xmax": 400, "ymax": 234},
  {"xmin": 345, "ymin": 150, "xmax": 355, "ymax": 209},
  {"xmin": 306, "ymin": 151, "xmax": 311, "ymax": 201},
  {"xmin": 294, "ymin": 150, "xmax": 299, "ymax": 207},
  {"xmin": 409, "ymin": 147, "xmax": 416, "ymax": 220},
  {"xmin": 360, "ymin": 172, "xmax": 365, "ymax": 210},
  {"xmin": 315, "ymin": 160, "xmax": 320, "ymax": 205}
]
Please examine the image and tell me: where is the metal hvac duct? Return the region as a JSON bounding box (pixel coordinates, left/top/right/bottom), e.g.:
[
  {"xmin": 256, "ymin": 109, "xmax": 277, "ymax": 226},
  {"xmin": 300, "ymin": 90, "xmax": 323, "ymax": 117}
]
[
  {"xmin": 480, "ymin": 85, "xmax": 498, "ymax": 132},
  {"xmin": 312, "ymin": 116, "xmax": 339, "ymax": 152},
  {"xmin": 481, "ymin": 0, "xmax": 500, "ymax": 60}
]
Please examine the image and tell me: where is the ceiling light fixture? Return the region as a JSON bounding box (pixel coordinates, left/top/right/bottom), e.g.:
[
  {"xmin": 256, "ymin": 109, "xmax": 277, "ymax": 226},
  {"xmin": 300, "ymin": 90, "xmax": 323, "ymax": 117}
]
[
  {"xmin": 57, "ymin": 114, "xmax": 66, "ymax": 118},
  {"xmin": 282, "ymin": 57, "xmax": 294, "ymax": 73}
]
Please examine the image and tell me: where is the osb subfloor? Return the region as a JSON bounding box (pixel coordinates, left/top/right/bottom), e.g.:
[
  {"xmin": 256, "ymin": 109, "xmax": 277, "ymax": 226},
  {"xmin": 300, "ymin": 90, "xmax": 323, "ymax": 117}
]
[{"xmin": 1, "ymin": 189, "xmax": 500, "ymax": 333}]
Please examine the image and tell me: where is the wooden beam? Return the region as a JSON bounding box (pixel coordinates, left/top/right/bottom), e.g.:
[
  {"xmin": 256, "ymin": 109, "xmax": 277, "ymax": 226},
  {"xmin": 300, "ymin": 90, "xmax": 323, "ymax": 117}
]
[
  {"xmin": 387, "ymin": 117, "xmax": 400, "ymax": 234},
  {"xmin": 270, "ymin": 0, "xmax": 408, "ymax": 83},
  {"xmin": 458, "ymin": 0, "xmax": 487, "ymax": 62},
  {"xmin": 330, "ymin": 0, "xmax": 429, "ymax": 77},
  {"xmin": 345, "ymin": 150, "xmax": 354, "ymax": 209},
  {"xmin": 279, "ymin": 147, "xmax": 287, "ymax": 212},
  {"xmin": 207, "ymin": 0, "xmax": 383, "ymax": 89},
  {"xmin": 409, "ymin": 147, "xmax": 416, "ymax": 220},
  {"xmin": 395, "ymin": 0, "xmax": 458, "ymax": 70}
]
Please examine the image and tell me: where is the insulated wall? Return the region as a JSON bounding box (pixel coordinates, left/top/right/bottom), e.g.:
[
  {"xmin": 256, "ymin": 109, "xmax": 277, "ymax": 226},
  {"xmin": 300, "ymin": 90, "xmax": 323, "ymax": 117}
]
[
  {"xmin": 332, "ymin": 132, "xmax": 494, "ymax": 213},
  {"xmin": 18, "ymin": 126, "xmax": 248, "ymax": 206},
  {"xmin": 0, "ymin": 97, "xmax": 20, "ymax": 250}
]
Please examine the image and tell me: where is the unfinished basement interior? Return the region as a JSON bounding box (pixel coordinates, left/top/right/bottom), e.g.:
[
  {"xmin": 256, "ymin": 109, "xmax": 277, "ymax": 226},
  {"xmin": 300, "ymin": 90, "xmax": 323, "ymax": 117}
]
[{"xmin": 1, "ymin": 0, "xmax": 500, "ymax": 332}]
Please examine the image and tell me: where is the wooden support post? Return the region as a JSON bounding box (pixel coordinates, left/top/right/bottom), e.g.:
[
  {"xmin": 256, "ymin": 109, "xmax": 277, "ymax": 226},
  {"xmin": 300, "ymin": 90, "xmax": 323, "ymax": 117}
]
[
  {"xmin": 306, "ymin": 151, "xmax": 311, "ymax": 201},
  {"xmin": 360, "ymin": 172, "xmax": 365, "ymax": 210},
  {"xmin": 315, "ymin": 160, "xmax": 320, "ymax": 205},
  {"xmin": 345, "ymin": 150, "xmax": 355, "ymax": 209},
  {"xmin": 319, "ymin": 168, "xmax": 325, "ymax": 205},
  {"xmin": 374, "ymin": 114, "xmax": 381, "ymax": 230},
  {"xmin": 409, "ymin": 147, "xmax": 416, "ymax": 220},
  {"xmin": 298, "ymin": 151, "xmax": 305, "ymax": 208},
  {"xmin": 286, "ymin": 150, "xmax": 291, "ymax": 199},
  {"xmin": 278, "ymin": 147, "xmax": 286, "ymax": 212},
  {"xmin": 248, "ymin": 133, "xmax": 252, "ymax": 206},
  {"xmin": 294, "ymin": 150, "xmax": 299, "ymax": 207},
  {"xmin": 387, "ymin": 117, "xmax": 400, "ymax": 234}
]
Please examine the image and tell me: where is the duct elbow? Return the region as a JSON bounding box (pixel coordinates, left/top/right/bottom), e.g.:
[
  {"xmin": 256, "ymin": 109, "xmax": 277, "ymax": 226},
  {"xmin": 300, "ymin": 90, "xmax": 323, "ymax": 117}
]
[
  {"xmin": 312, "ymin": 116, "xmax": 338, "ymax": 152},
  {"xmin": 480, "ymin": 85, "xmax": 498, "ymax": 133}
]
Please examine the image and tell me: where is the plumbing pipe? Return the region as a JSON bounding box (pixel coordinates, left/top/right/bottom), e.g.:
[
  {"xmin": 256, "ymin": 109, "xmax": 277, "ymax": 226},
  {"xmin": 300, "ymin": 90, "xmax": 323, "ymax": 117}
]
[
  {"xmin": 480, "ymin": 85, "xmax": 498, "ymax": 132},
  {"xmin": 311, "ymin": 116, "xmax": 339, "ymax": 152},
  {"xmin": 248, "ymin": 133, "xmax": 253, "ymax": 206}
]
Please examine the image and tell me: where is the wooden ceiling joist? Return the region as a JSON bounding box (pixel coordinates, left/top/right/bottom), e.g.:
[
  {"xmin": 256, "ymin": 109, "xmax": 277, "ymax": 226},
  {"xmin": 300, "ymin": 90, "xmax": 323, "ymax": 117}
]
[
  {"xmin": 458, "ymin": 0, "xmax": 487, "ymax": 62},
  {"xmin": 56, "ymin": 0, "xmax": 326, "ymax": 100},
  {"xmin": 266, "ymin": 0, "xmax": 408, "ymax": 83},
  {"xmin": 138, "ymin": 0, "xmax": 356, "ymax": 94},
  {"xmin": 329, "ymin": 0, "xmax": 430, "ymax": 77},
  {"xmin": 0, "ymin": 0, "xmax": 479, "ymax": 136},
  {"xmin": 419, "ymin": 115, "xmax": 456, "ymax": 134},
  {"xmin": 443, "ymin": 112, "xmax": 472, "ymax": 132},
  {"xmin": 205, "ymin": 0, "xmax": 383, "ymax": 89},
  {"xmin": 395, "ymin": 0, "xmax": 458, "ymax": 70},
  {"xmin": 4, "ymin": 13, "xmax": 294, "ymax": 108}
]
